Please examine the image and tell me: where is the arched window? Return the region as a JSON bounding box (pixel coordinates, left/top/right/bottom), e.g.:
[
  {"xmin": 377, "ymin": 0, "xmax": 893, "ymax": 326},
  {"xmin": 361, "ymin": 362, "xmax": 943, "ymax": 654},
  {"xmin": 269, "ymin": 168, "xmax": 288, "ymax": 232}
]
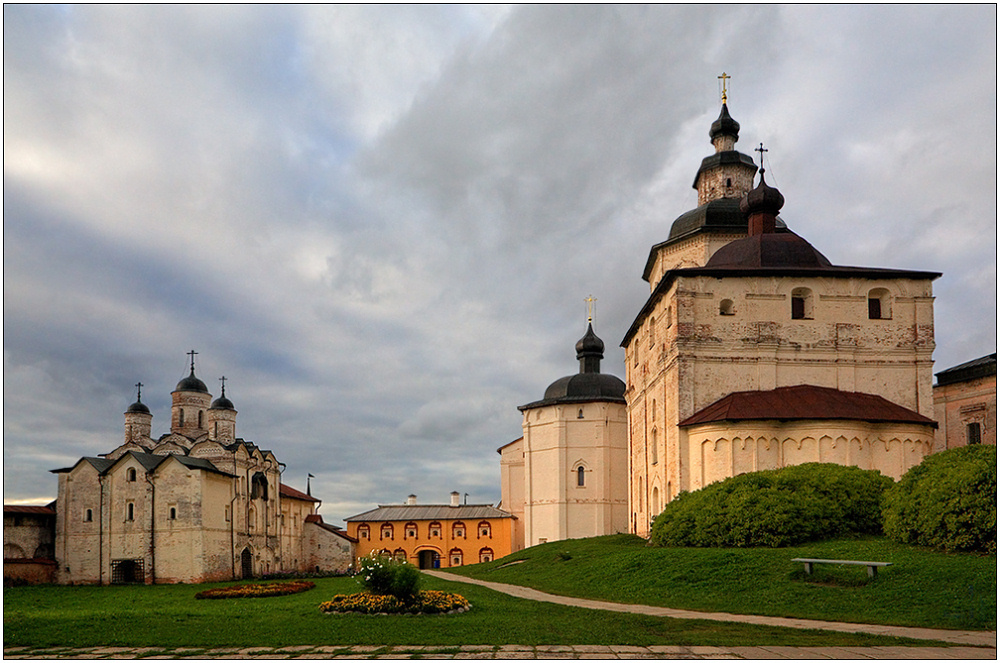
[
  {"xmin": 126, "ymin": 502, "xmax": 134, "ymax": 522},
  {"xmin": 868, "ymin": 288, "xmax": 891, "ymax": 320},
  {"xmin": 85, "ymin": 509, "xmax": 93, "ymax": 523},
  {"xmin": 577, "ymin": 466, "xmax": 586, "ymax": 487},
  {"xmin": 652, "ymin": 487, "xmax": 661, "ymax": 516},
  {"xmin": 666, "ymin": 305, "xmax": 673, "ymax": 327},
  {"xmin": 791, "ymin": 287, "xmax": 813, "ymax": 320},
  {"xmin": 719, "ymin": 299, "xmax": 735, "ymax": 316},
  {"xmin": 449, "ymin": 548, "xmax": 463, "ymax": 567},
  {"xmin": 578, "ymin": 408, "xmax": 584, "ymax": 419},
  {"xmin": 198, "ymin": 410, "xmax": 203, "ymax": 428},
  {"xmin": 179, "ymin": 409, "xmax": 185, "ymax": 427},
  {"xmin": 169, "ymin": 507, "xmax": 177, "ymax": 520},
  {"xmin": 649, "ymin": 317, "xmax": 656, "ymax": 347},
  {"xmin": 393, "ymin": 548, "xmax": 407, "ymax": 561},
  {"xmin": 477, "ymin": 521, "xmax": 491, "ymax": 538},
  {"xmin": 428, "ymin": 521, "xmax": 442, "ymax": 538},
  {"xmin": 479, "ymin": 547, "xmax": 494, "ymax": 563},
  {"xmin": 126, "ymin": 468, "xmax": 137, "ymax": 482},
  {"xmin": 452, "ymin": 521, "xmax": 466, "ymax": 539},
  {"xmin": 357, "ymin": 524, "xmax": 370, "ymax": 540},
  {"xmin": 404, "ymin": 522, "xmax": 418, "ymax": 539},
  {"xmin": 651, "ymin": 428, "xmax": 658, "ymax": 465},
  {"xmin": 380, "ymin": 523, "xmax": 394, "ymax": 540},
  {"xmin": 250, "ymin": 473, "xmax": 269, "ymax": 500}
]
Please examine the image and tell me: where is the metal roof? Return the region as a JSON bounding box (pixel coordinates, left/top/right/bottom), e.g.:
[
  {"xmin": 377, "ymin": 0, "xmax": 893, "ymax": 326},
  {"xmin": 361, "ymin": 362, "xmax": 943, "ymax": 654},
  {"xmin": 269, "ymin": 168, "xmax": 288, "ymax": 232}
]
[
  {"xmin": 345, "ymin": 504, "xmax": 515, "ymax": 522},
  {"xmin": 280, "ymin": 483, "xmax": 319, "ymax": 502},
  {"xmin": 935, "ymin": 353, "xmax": 997, "ymax": 387},
  {"xmin": 679, "ymin": 384, "xmax": 937, "ymax": 427}
]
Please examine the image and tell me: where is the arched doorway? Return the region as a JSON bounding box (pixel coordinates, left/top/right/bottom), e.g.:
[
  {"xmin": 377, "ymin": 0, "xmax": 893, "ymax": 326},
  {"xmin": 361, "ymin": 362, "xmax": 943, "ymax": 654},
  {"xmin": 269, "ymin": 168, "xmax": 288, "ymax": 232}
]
[
  {"xmin": 417, "ymin": 550, "xmax": 440, "ymax": 569},
  {"xmin": 241, "ymin": 547, "xmax": 253, "ymax": 579}
]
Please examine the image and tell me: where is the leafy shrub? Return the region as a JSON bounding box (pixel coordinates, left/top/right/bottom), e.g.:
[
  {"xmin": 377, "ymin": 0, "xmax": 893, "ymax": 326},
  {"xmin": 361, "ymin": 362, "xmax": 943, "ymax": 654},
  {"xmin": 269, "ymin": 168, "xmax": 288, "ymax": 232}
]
[
  {"xmin": 357, "ymin": 553, "xmax": 420, "ymax": 599},
  {"xmin": 195, "ymin": 580, "xmax": 315, "ymax": 599},
  {"xmin": 319, "ymin": 590, "xmax": 470, "ymax": 615},
  {"xmin": 650, "ymin": 463, "xmax": 893, "ymax": 548},
  {"xmin": 883, "ymin": 445, "xmax": 997, "ymax": 553}
]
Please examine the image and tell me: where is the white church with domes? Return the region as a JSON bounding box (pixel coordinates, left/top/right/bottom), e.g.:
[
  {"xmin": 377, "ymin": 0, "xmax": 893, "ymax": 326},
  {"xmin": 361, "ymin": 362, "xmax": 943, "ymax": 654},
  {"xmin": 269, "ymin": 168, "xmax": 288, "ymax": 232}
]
[
  {"xmin": 50, "ymin": 354, "xmax": 355, "ymax": 584},
  {"xmin": 502, "ymin": 88, "xmax": 943, "ymax": 545}
]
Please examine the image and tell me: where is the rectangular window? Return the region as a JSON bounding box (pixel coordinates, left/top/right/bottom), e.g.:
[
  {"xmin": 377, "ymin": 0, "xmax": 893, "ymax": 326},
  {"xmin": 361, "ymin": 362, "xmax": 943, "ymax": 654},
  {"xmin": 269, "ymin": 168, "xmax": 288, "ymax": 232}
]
[
  {"xmin": 967, "ymin": 423, "xmax": 982, "ymax": 445},
  {"xmin": 791, "ymin": 297, "xmax": 806, "ymax": 320},
  {"xmin": 126, "ymin": 502, "xmax": 134, "ymax": 522},
  {"xmin": 868, "ymin": 298, "xmax": 882, "ymax": 320}
]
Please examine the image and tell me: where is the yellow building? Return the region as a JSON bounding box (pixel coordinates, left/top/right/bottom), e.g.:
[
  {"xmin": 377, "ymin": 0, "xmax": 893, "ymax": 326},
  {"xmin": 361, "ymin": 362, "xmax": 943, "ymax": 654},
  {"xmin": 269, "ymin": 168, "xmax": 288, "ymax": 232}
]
[{"xmin": 345, "ymin": 492, "xmax": 515, "ymax": 569}]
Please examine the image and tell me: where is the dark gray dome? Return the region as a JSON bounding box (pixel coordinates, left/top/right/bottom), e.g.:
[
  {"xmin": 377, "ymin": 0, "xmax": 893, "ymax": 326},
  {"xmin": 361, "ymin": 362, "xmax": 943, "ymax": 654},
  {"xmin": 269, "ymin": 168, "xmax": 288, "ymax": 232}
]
[
  {"xmin": 519, "ymin": 323, "xmax": 626, "ymax": 411},
  {"xmin": 710, "ymin": 102, "xmax": 740, "ymax": 141},
  {"xmin": 542, "ymin": 372, "xmax": 626, "ymax": 403},
  {"xmin": 210, "ymin": 395, "xmax": 235, "ymax": 410},
  {"xmin": 126, "ymin": 400, "xmax": 150, "ymax": 414},
  {"xmin": 175, "ymin": 370, "xmax": 209, "ymax": 394},
  {"xmin": 705, "ymin": 231, "xmax": 832, "ymax": 269}
]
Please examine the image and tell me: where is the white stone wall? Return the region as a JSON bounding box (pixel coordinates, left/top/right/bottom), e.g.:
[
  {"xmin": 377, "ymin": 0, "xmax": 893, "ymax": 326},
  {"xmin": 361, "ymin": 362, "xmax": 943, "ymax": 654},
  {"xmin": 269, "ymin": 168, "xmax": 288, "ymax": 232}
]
[
  {"xmin": 498, "ymin": 438, "xmax": 526, "ymax": 551},
  {"xmin": 520, "ymin": 401, "xmax": 628, "ymax": 547},
  {"xmin": 625, "ymin": 272, "xmax": 937, "ymax": 536}
]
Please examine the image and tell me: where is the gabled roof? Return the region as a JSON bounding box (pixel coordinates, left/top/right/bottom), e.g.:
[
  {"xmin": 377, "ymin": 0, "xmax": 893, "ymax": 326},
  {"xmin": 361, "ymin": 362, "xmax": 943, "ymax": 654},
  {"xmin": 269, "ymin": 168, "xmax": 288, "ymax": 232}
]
[
  {"xmin": 51, "ymin": 451, "xmax": 233, "ymax": 478},
  {"xmin": 280, "ymin": 483, "xmax": 319, "ymax": 503},
  {"xmin": 304, "ymin": 514, "xmax": 358, "ymax": 542},
  {"xmin": 679, "ymin": 384, "xmax": 937, "ymax": 428},
  {"xmin": 345, "ymin": 504, "xmax": 514, "ymax": 522},
  {"xmin": 935, "ymin": 353, "xmax": 997, "ymax": 387}
]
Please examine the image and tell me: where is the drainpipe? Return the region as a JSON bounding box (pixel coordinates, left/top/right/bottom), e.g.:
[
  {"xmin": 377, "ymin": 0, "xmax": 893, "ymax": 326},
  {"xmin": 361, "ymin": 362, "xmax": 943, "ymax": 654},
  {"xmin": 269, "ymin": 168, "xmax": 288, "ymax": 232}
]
[
  {"xmin": 98, "ymin": 475, "xmax": 106, "ymax": 585},
  {"xmin": 144, "ymin": 473, "xmax": 156, "ymax": 583}
]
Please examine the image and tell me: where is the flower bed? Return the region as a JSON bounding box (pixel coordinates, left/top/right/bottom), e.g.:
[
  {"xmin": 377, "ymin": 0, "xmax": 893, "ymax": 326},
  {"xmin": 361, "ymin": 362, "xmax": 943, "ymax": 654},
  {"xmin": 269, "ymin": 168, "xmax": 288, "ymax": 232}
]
[
  {"xmin": 319, "ymin": 590, "xmax": 470, "ymax": 615},
  {"xmin": 195, "ymin": 580, "xmax": 315, "ymax": 600}
]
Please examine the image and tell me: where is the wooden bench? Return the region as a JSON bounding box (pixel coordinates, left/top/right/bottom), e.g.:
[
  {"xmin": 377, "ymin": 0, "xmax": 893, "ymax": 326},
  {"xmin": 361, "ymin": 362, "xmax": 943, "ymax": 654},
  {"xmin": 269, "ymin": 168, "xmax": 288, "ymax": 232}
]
[{"xmin": 792, "ymin": 557, "xmax": 892, "ymax": 578}]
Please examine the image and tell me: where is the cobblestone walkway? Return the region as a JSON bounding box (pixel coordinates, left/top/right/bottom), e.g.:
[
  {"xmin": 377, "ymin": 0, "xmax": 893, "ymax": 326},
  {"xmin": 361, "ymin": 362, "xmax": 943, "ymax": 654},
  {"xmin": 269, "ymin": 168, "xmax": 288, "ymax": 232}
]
[
  {"xmin": 424, "ymin": 570, "xmax": 997, "ymax": 648},
  {"xmin": 3, "ymin": 644, "xmax": 997, "ymax": 659}
]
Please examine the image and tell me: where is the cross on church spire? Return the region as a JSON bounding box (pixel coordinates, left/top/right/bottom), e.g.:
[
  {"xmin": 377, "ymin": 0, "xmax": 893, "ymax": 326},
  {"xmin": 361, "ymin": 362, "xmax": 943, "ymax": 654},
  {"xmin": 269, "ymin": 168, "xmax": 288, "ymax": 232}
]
[
  {"xmin": 219, "ymin": 375, "xmax": 227, "ymax": 397},
  {"xmin": 187, "ymin": 349, "xmax": 198, "ymax": 374},
  {"xmin": 718, "ymin": 72, "xmax": 731, "ymax": 104},
  {"xmin": 755, "ymin": 142, "xmax": 768, "ymax": 174},
  {"xmin": 135, "ymin": 382, "xmax": 144, "ymax": 402},
  {"xmin": 585, "ymin": 295, "xmax": 597, "ymax": 324}
]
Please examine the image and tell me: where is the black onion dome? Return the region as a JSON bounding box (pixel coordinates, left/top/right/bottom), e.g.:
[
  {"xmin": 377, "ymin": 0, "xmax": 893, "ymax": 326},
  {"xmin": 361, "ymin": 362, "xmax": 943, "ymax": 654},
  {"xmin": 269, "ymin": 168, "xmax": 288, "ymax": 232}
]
[
  {"xmin": 126, "ymin": 400, "xmax": 150, "ymax": 414},
  {"xmin": 710, "ymin": 102, "xmax": 740, "ymax": 140},
  {"xmin": 519, "ymin": 323, "xmax": 625, "ymax": 410},
  {"xmin": 175, "ymin": 369, "xmax": 209, "ymax": 394},
  {"xmin": 210, "ymin": 395, "xmax": 235, "ymax": 410},
  {"xmin": 705, "ymin": 231, "xmax": 833, "ymax": 269},
  {"xmin": 740, "ymin": 170, "xmax": 785, "ymax": 216},
  {"xmin": 575, "ymin": 323, "xmax": 604, "ymax": 357}
]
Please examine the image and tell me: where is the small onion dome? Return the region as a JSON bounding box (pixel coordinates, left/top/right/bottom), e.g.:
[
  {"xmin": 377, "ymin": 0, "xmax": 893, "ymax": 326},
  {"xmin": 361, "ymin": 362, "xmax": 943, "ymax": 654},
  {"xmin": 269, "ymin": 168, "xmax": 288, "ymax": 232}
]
[
  {"xmin": 710, "ymin": 102, "xmax": 740, "ymax": 141},
  {"xmin": 126, "ymin": 399, "xmax": 150, "ymax": 414},
  {"xmin": 740, "ymin": 169, "xmax": 785, "ymax": 217},
  {"xmin": 210, "ymin": 394, "xmax": 235, "ymax": 410},
  {"xmin": 175, "ymin": 369, "xmax": 209, "ymax": 394},
  {"xmin": 575, "ymin": 323, "xmax": 605, "ymax": 359}
]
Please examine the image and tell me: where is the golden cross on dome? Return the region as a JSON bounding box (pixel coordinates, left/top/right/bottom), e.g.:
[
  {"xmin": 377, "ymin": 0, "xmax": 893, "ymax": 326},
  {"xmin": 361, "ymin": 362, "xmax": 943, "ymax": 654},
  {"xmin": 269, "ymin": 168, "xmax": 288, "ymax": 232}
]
[
  {"xmin": 585, "ymin": 295, "xmax": 597, "ymax": 324},
  {"xmin": 718, "ymin": 72, "xmax": 731, "ymax": 104}
]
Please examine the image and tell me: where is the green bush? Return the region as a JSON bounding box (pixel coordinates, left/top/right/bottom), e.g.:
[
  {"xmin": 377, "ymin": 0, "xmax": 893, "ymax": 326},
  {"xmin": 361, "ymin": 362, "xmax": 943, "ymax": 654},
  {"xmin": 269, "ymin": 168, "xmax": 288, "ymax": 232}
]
[
  {"xmin": 357, "ymin": 553, "xmax": 421, "ymax": 599},
  {"xmin": 883, "ymin": 445, "xmax": 997, "ymax": 554},
  {"xmin": 650, "ymin": 463, "xmax": 893, "ymax": 548}
]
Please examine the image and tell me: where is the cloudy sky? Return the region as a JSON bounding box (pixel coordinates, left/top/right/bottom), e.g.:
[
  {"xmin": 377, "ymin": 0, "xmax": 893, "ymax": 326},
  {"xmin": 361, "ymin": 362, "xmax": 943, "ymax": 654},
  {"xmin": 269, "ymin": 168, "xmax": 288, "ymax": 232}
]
[{"xmin": 4, "ymin": 5, "xmax": 996, "ymax": 522}]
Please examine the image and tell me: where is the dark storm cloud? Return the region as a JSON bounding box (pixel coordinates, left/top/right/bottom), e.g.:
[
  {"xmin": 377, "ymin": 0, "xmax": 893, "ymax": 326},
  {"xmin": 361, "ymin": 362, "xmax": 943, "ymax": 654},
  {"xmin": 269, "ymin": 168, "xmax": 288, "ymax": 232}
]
[{"xmin": 4, "ymin": 5, "xmax": 995, "ymax": 520}]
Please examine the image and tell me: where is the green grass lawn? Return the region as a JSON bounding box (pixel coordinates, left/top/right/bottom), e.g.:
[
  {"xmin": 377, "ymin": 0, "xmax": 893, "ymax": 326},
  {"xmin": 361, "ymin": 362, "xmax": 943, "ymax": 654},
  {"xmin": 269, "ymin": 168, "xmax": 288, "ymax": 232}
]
[
  {"xmin": 4, "ymin": 574, "xmax": 943, "ymax": 649},
  {"xmin": 448, "ymin": 535, "xmax": 996, "ymax": 631}
]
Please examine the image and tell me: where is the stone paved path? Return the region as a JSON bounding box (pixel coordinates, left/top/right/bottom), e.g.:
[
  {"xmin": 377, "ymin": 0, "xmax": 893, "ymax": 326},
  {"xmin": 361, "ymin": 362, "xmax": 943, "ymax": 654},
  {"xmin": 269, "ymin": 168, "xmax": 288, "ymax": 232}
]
[
  {"xmin": 423, "ymin": 570, "xmax": 997, "ymax": 648},
  {"xmin": 3, "ymin": 644, "xmax": 997, "ymax": 659}
]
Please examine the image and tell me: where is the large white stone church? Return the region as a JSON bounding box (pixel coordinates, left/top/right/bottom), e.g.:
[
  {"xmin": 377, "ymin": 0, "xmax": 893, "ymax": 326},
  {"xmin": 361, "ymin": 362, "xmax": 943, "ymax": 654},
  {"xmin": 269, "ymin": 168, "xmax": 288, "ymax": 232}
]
[
  {"xmin": 50, "ymin": 355, "xmax": 355, "ymax": 584},
  {"xmin": 501, "ymin": 91, "xmax": 943, "ymax": 545}
]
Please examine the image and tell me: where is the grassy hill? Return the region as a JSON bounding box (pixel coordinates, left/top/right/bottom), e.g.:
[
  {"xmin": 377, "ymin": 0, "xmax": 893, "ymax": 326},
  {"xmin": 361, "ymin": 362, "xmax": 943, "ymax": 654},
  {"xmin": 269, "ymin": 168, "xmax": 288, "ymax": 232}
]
[{"xmin": 447, "ymin": 534, "xmax": 996, "ymax": 630}]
